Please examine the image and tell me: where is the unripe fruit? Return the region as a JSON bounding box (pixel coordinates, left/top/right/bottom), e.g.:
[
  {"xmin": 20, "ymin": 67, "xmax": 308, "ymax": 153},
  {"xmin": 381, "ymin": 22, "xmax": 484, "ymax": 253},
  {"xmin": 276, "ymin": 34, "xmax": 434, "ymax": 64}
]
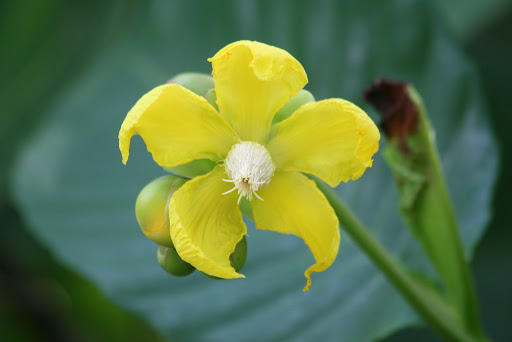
[
  {"xmin": 272, "ymin": 89, "xmax": 315, "ymax": 124},
  {"xmin": 205, "ymin": 236, "xmax": 247, "ymax": 279},
  {"xmin": 135, "ymin": 175, "xmax": 186, "ymax": 247},
  {"xmin": 167, "ymin": 72, "xmax": 214, "ymax": 97},
  {"xmin": 162, "ymin": 159, "xmax": 216, "ymax": 178},
  {"xmin": 157, "ymin": 245, "xmax": 195, "ymax": 277},
  {"xmin": 204, "ymin": 88, "xmax": 219, "ymax": 111},
  {"xmin": 239, "ymin": 197, "xmax": 253, "ymax": 220},
  {"xmin": 230, "ymin": 236, "xmax": 247, "ymax": 272}
]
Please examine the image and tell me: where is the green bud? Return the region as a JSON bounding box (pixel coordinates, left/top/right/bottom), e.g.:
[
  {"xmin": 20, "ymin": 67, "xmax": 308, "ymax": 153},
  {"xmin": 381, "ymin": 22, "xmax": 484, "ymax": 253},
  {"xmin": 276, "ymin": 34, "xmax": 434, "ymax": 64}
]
[
  {"xmin": 204, "ymin": 88, "xmax": 219, "ymax": 111},
  {"xmin": 230, "ymin": 236, "xmax": 247, "ymax": 272},
  {"xmin": 272, "ymin": 89, "xmax": 315, "ymax": 124},
  {"xmin": 239, "ymin": 197, "xmax": 253, "ymax": 221},
  {"xmin": 157, "ymin": 245, "xmax": 195, "ymax": 277},
  {"xmin": 205, "ymin": 236, "xmax": 247, "ymax": 279},
  {"xmin": 162, "ymin": 158, "xmax": 216, "ymax": 178},
  {"xmin": 135, "ymin": 175, "xmax": 186, "ymax": 247},
  {"xmin": 167, "ymin": 72, "xmax": 214, "ymax": 97}
]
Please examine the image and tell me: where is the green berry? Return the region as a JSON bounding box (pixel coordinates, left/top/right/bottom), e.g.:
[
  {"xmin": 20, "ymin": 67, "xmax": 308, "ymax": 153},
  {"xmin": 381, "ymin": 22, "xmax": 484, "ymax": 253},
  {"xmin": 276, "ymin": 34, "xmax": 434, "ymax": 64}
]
[
  {"xmin": 157, "ymin": 245, "xmax": 195, "ymax": 277},
  {"xmin": 272, "ymin": 89, "xmax": 315, "ymax": 124},
  {"xmin": 167, "ymin": 72, "xmax": 214, "ymax": 97},
  {"xmin": 239, "ymin": 197, "xmax": 253, "ymax": 221},
  {"xmin": 230, "ymin": 236, "xmax": 247, "ymax": 272},
  {"xmin": 204, "ymin": 88, "xmax": 219, "ymax": 111},
  {"xmin": 162, "ymin": 158, "xmax": 216, "ymax": 178},
  {"xmin": 135, "ymin": 175, "xmax": 186, "ymax": 247},
  {"xmin": 205, "ymin": 236, "xmax": 247, "ymax": 279}
]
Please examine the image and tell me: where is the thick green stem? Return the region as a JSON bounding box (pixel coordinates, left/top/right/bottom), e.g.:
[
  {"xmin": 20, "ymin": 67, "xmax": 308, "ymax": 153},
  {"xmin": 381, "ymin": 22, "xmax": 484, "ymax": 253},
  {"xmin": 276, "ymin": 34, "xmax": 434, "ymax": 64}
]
[
  {"xmin": 407, "ymin": 87, "xmax": 485, "ymax": 338},
  {"xmin": 314, "ymin": 179, "xmax": 483, "ymax": 342}
]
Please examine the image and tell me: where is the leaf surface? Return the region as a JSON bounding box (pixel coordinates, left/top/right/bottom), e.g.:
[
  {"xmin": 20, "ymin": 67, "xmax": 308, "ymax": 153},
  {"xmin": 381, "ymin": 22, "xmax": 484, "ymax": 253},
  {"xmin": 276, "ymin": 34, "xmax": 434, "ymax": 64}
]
[{"xmin": 11, "ymin": 1, "xmax": 498, "ymax": 341}]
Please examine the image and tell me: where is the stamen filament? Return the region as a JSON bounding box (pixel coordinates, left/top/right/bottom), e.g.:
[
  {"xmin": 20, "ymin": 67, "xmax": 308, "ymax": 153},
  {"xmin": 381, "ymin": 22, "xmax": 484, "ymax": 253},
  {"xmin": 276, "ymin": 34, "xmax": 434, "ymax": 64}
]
[
  {"xmin": 222, "ymin": 186, "xmax": 237, "ymax": 195},
  {"xmin": 253, "ymin": 191, "xmax": 264, "ymax": 201}
]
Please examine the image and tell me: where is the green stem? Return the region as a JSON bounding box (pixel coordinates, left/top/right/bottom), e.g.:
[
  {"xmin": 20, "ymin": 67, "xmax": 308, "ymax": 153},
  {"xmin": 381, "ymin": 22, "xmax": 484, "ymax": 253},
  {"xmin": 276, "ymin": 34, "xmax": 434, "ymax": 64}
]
[
  {"xmin": 314, "ymin": 179, "xmax": 483, "ymax": 342},
  {"xmin": 408, "ymin": 87, "xmax": 485, "ymax": 338}
]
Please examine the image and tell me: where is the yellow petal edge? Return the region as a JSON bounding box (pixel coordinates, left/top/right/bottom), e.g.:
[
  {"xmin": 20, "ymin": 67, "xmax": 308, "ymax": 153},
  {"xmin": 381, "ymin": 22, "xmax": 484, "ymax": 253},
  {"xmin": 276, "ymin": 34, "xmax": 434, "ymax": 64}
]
[
  {"xmin": 251, "ymin": 171, "xmax": 340, "ymax": 291},
  {"xmin": 208, "ymin": 40, "xmax": 308, "ymax": 143},
  {"xmin": 267, "ymin": 99, "xmax": 380, "ymax": 187},
  {"xmin": 119, "ymin": 84, "xmax": 238, "ymax": 167},
  {"xmin": 169, "ymin": 166, "xmax": 246, "ymax": 279}
]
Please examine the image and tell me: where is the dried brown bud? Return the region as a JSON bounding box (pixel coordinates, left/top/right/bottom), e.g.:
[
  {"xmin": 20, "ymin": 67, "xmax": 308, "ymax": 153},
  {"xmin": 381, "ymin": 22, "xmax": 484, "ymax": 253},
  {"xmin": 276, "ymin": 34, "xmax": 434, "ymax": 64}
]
[{"xmin": 363, "ymin": 78, "xmax": 418, "ymax": 153}]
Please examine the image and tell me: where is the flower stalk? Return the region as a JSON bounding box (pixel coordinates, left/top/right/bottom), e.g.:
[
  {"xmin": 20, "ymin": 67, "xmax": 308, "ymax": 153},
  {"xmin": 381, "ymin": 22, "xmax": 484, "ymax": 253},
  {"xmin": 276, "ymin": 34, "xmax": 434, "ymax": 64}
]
[
  {"xmin": 363, "ymin": 79, "xmax": 486, "ymax": 340},
  {"xmin": 314, "ymin": 179, "xmax": 483, "ymax": 342}
]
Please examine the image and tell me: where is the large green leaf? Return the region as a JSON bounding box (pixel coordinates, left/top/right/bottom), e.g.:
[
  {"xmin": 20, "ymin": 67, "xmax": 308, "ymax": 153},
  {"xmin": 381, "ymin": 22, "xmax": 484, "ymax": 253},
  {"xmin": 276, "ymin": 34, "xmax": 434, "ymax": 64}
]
[
  {"xmin": 11, "ymin": 1, "xmax": 497, "ymax": 341},
  {"xmin": 432, "ymin": 0, "xmax": 512, "ymax": 41}
]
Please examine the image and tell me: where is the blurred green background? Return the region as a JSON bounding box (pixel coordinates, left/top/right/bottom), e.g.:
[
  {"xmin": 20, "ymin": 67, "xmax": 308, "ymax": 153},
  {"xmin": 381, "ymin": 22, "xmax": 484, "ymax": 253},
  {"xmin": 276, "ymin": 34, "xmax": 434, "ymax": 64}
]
[{"xmin": 0, "ymin": 0, "xmax": 510, "ymax": 341}]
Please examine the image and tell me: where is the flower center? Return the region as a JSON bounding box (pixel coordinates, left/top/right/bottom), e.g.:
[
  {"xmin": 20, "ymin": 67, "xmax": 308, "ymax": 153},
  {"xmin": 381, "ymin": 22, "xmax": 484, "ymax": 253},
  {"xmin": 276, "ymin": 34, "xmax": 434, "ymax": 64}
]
[{"xmin": 223, "ymin": 141, "xmax": 275, "ymax": 203}]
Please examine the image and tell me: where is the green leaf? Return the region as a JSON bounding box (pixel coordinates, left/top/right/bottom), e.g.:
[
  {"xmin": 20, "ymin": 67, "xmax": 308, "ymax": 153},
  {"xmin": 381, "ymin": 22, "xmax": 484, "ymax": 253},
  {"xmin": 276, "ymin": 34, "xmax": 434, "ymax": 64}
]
[
  {"xmin": 9, "ymin": 1, "xmax": 498, "ymax": 342},
  {"xmin": 432, "ymin": 0, "xmax": 512, "ymax": 41}
]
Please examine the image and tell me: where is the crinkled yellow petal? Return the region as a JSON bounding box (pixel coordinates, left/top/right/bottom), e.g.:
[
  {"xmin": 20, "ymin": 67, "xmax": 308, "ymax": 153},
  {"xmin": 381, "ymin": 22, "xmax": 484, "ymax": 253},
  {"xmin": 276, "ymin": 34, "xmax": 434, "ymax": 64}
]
[
  {"xmin": 119, "ymin": 84, "xmax": 238, "ymax": 166},
  {"xmin": 266, "ymin": 99, "xmax": 380, "ymax": 187},
  {"xmin": 169, "ymin": 166, "xmax": 246, "ymax": 279},
  {"xmin": 251, "ymin": 171, "xmax": 340, "ymax": 291},
  {"xmin": 208, "ymin": 40, "xmax": 308, "ymax": 143}
]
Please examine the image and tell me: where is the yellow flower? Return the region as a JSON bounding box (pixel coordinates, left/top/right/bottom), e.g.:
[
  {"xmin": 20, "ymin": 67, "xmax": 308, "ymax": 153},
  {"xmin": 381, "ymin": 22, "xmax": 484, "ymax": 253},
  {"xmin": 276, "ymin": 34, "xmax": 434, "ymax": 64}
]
[{"xmin": 119, "ymin": 41, "xmax": 380, "ymax": 291}]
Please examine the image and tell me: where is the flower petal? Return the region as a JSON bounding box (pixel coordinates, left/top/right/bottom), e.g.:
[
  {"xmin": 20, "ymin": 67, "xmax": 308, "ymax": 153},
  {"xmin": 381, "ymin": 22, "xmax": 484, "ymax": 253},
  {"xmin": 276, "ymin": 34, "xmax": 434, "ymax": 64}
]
[
  {"xmin": 169, "ymin": 166, "xmax": 246, "ymax": 279},
  {"xmin": 266, "ymin": 99, "xmax": 380, "ymax": 187},
  {"xmin": 251, "ymin": 171, "xmax": 340, "ymax": 291},
  {"xmin": 208, "ymin": 40, "xmax": 308, "ymax": 143},
  {"xmin": 119, "ymin": 84, "xmax": 238, "ymax": 166}
]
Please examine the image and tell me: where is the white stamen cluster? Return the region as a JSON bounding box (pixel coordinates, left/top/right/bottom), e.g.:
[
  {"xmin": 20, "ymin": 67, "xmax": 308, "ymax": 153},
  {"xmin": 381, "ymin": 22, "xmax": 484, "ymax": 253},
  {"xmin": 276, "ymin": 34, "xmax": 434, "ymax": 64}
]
[{"xmin": 223, "ymin": 141, "xmax": 275, "ymax": 203}]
